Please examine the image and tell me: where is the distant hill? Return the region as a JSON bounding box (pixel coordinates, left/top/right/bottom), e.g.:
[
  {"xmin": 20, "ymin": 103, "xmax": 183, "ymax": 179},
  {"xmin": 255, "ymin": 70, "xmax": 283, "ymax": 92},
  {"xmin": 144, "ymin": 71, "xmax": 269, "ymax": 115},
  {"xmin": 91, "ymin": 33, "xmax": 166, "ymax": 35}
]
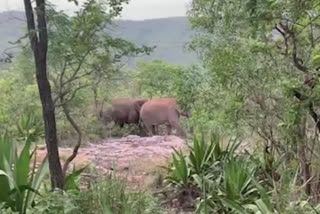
[{"xmin": 0, "ymin": 11, "xmax": 197, "ymax": 67}]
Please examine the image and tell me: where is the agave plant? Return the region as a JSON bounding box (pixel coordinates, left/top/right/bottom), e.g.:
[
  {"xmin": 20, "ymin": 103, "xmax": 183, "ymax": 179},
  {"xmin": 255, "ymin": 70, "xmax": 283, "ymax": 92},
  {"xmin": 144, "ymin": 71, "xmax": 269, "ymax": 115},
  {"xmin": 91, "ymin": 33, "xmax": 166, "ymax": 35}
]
[
  {"xmin": 165, "ymin": 148, "xmax": 191, "ymax": 187},
  {"xmin": 188, "ymin": 133, "xmax": 241, "ymax": 176},
  {"xmin": 16, "ymin": 111, "xmax": 44, "ymax": 143},
  {"xmin": 188, "ymin": 133, "xmax": 220, "ymax": 175},
  {"xmin": 0, "ymin": 133, "xmax": 48, "ymax": 213},
  {"xmin": 222, "ymin": 158, "xmax": 257, "ymax": 202}
]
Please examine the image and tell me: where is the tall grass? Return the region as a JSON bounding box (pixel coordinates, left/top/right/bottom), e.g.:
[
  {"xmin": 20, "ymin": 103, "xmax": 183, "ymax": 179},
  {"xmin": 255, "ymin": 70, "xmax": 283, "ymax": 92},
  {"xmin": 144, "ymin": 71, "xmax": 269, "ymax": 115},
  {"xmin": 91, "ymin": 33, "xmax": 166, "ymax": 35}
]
[{"xmin": 75, "ymin": 173, "xmax": 164, "ymax": 214}]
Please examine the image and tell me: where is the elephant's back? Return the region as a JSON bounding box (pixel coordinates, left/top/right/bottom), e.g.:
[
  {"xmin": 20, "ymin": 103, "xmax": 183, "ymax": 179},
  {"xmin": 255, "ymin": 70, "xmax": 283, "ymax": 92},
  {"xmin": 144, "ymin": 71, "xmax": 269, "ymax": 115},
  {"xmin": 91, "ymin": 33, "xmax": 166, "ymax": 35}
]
[{"xmin": 148, "ymin": 98, "xmax": 177, "ymax": 107}]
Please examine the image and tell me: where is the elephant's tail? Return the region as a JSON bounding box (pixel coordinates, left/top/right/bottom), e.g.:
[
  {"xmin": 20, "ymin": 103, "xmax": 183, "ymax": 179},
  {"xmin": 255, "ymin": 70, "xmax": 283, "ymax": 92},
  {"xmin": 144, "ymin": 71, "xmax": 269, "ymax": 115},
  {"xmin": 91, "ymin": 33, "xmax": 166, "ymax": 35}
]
[
  {"xmin": 138, "ymin": 117, "xmax": 146, "ymax": 130},
  {"xmin": 175, "ymin": 109, "xmax": 181, "ymax": 118}
]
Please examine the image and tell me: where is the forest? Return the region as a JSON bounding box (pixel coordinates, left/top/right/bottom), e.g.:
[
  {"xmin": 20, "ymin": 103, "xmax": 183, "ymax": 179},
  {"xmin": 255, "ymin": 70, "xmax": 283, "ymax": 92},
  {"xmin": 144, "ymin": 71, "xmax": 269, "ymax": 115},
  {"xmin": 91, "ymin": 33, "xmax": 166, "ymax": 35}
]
[{"xmin": 1, "ymin": 0, "xmax": 320, "ymax": 213}]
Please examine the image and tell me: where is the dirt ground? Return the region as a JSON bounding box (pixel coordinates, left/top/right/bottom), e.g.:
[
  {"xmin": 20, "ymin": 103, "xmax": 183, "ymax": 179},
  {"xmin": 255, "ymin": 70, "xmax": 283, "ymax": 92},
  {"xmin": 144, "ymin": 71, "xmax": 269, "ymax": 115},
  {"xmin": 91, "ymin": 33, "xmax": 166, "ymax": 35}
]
[{"xmin": 35, "ymin": 135, "xmax": 186, "ymax": 190}]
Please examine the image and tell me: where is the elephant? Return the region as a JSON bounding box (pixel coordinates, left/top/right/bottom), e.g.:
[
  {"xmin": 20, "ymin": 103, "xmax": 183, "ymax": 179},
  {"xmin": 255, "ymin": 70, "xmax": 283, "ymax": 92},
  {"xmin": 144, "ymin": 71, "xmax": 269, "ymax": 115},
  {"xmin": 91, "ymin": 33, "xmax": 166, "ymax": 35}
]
[
  {"xmin": 99, "ymin": 98, "xmax": 148, "ymax": 129},
  {"xmin": 139, "ymin": 98, "xmax": 188, "ymax": 137}
]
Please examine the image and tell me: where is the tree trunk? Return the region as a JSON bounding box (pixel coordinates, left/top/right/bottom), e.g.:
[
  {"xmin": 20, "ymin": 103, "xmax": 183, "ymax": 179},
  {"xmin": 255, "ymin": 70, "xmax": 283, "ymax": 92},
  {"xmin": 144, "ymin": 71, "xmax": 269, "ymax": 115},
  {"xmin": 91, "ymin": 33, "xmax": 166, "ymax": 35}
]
[{"xmin": 23, "ymin": 0, "xmax": 64, "ymax": 189}]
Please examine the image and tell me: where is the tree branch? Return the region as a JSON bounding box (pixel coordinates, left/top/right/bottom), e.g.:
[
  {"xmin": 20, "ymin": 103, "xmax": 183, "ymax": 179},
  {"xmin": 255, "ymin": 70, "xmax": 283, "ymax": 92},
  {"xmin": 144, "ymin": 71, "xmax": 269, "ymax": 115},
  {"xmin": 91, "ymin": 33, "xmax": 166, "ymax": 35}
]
[
  {"xmin": 275, "ymin": 25, "xmax": 289, "ymax": 55},
  {"xmin": 279, "ymin": 22, "xmax": 308, "ymax": 73},
  {"xmin": 292, "ymin": 89, "xmax": 320, "ymax": 133},
  {"xmin": 61, "ymin": 101, "xmax": 82, "ymax": 176}
]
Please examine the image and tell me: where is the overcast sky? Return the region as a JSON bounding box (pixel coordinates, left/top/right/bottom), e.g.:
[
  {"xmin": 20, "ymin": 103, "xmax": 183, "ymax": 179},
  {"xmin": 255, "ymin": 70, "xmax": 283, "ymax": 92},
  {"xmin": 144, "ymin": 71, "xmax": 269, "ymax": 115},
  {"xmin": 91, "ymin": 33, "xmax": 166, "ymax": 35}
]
[{"xmin": 0, "ymin": 0, "xmax": 191, "ymax": 20}]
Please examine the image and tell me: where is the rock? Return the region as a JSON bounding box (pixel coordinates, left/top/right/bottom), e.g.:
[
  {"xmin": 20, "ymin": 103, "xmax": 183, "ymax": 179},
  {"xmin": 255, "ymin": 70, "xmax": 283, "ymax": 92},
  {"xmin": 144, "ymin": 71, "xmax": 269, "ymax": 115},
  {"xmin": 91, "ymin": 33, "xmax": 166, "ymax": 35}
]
[{"xmin": 35, "ymin": 135, "xmax": 186, "ymax": 190}]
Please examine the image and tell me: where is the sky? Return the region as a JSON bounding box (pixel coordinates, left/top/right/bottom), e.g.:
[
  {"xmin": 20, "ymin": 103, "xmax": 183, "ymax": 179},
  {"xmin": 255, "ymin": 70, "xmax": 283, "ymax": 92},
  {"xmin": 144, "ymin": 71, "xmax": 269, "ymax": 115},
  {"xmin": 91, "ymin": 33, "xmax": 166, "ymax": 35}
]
[{"xmin": 0, "ymin": 0, "xmax": 191, "ymax": 20}]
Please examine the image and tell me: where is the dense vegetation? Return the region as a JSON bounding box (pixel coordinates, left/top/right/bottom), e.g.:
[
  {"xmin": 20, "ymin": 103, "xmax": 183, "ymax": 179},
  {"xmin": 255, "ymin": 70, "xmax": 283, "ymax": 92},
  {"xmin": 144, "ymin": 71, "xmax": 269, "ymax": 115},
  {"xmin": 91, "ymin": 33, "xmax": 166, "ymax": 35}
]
[{"xmin": 1, "ymin": 0, "xmax": 320, "ymax": 213}]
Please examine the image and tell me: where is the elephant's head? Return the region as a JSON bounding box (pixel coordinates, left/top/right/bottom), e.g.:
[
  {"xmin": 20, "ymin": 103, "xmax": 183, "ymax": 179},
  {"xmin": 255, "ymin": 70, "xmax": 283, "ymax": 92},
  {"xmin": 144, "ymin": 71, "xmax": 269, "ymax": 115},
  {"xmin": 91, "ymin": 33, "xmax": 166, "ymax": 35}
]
[
  {"xmin": 100, "ymin": 108, "xmax": 113, "ymax": 125},
  {"xmin": 133, "ymin": 98, "xmax": 148, "ymax": 113},
  {"xmin": 97, "ymin": 101, "xmax": 113, "ymax": 124}
]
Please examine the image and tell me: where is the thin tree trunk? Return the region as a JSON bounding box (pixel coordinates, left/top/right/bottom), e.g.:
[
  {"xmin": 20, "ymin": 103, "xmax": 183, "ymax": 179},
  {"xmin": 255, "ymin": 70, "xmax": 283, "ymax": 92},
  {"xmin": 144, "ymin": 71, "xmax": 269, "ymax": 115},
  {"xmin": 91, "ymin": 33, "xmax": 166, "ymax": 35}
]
[
  {"xmin": 61, "ymin": 101, "xmax": 82, "ymax": 176},
  {"xmin": 23, "ymin": 0, "xmax": 64, "ymax": 189}
]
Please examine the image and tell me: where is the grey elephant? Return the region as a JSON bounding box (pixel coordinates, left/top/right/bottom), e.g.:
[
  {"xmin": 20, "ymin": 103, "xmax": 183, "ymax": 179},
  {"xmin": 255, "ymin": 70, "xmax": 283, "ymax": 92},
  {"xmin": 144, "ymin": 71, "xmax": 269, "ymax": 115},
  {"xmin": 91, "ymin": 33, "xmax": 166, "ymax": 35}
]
[
  {"xmin": 139, "ymin": 98, "xmax": 189, "ymax": 137},
  {"xmin": 99, "ymin": 98, "xmax": 148, "ymax": 129}
]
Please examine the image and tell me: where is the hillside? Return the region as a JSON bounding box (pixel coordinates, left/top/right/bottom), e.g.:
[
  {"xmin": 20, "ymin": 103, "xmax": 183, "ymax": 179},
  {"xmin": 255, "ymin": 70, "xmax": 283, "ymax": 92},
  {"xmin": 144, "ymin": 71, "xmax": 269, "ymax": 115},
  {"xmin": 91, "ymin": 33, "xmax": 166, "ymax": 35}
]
[{"xmin": 0, "ymin": 11, "xmax": 197, "ymax": 66}]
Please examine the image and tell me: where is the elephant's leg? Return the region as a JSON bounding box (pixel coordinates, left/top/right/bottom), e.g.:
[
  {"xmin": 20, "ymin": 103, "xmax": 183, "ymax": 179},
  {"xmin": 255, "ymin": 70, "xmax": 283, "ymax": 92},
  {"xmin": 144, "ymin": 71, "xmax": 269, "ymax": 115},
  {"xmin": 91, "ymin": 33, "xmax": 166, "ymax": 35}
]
[
  {"xmin": 152, "ymin": 125, "xmax": 159, "ymax": 135},
  {"xmin": 111, "ymin": 121, "xmax": 119, "ymax": 129},
  {"xmin": 152, "ymin": 125, "xmax": 156, "ymax": 135},
  {"xmin": 138, "ymin": 122, "xmax": 146, "ymax": 136},
  {"xmin": 143, "ymin": 123, "xmax": 154, "ymax": 136},
  {"xmin": 169, "ymin": 118, "xmax": 186, "ymax": 137},
  {"xmin": 174, "ymin": 123, "xmax": 186, "ymax": 137},
  {"xmin": 166, "ymin": 124, "xmax": 172, "ymax": 135}
]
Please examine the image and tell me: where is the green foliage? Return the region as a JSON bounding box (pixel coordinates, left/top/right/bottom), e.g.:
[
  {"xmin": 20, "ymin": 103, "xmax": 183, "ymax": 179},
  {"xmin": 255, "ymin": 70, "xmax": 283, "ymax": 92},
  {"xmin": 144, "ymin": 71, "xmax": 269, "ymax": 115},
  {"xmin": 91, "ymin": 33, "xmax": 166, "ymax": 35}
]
[
  {"xmin": 0, "ymin": 54, "xmax": 41, "ymax": 135},
  {"xmin": 164, "ymin": 133, "xmax": 271, "ymax": 213},
  {"xmin": 134, "ymin": 60, "xmax": 182, "ymax": 97},
  {"xmin": 164, "ymin": 132, "xmax": 320, "ymax": 213},
  {"xmin": 28, "ymin": 190, "xmax": 79, "ymax": 214},
  {"xmin": 188, "ymin": 0, "xmax": 320, "ymax": 207},
  {"xmin": 0, "ymin": 203, "xmax": 17, "ymax": 214},
  {"xmin": 134, "ymin": 60, "xmax": 206, "ymax": 108}
]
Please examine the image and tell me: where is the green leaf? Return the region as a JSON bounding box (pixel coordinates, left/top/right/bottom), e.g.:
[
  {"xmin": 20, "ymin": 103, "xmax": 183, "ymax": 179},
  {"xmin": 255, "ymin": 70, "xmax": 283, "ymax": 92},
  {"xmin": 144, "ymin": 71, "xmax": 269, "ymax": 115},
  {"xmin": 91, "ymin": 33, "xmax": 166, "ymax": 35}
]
[
  {"xmin": 14, "ymin": 138, "xmax": 31, "ymax": 188},
  {"xmin": 64, "ymin": 166, "xmax": 87, "ymax": 191},
  {"xmin": 312, "ymin": 54, "xmax": 320, "ymax": 67},
  {"xmin": 0, "ymin": 134, "xmax": 13, "ymax": 203},
  {"xmin": 0, "ymin": 169, "xmax": 10, "ymax": 178},
  {"xmin": 103, "ymin": 203, "xmax": 114, "ymax": 214},
  {"xmin": 255, "ymin": 199, "xmax": 273, "ymax": 214},
  {"xmin": 220, "ymin": 197, "xmax": 246, "ymax": 214},
  {"xmin": 26, "ymin": 153, "xmax": 49, "ymax": 210}
]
